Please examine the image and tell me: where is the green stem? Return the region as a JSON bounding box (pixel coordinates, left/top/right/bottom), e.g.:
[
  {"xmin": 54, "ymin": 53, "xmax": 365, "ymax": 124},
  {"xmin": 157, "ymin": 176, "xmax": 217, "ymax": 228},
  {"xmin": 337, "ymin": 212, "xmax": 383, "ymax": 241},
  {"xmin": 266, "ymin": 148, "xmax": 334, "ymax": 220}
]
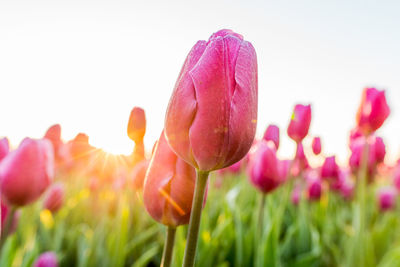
[
  {"xmin": 257, "ymin": 194, "xmax": 266, "ymax": 236},
  {"xmin": 182, "ymin": 170, "xmax": 209, "ymax": 267},
  {"xmin": 358, "ymin": 140, "xmax": 369, "ymax": 266},
  {"xmin": 0, "ymin": 206, "xmax": 16, "ymax": 251},
  {"xmin": 161, "ymin": 227, "xmax": 176, "ymax": 267}
]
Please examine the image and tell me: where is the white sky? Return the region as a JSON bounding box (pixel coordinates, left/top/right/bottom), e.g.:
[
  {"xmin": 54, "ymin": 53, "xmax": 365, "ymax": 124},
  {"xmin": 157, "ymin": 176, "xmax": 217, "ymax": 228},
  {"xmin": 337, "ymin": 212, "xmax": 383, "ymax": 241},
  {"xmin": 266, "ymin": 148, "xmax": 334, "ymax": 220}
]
[{"xmin": 1, "ymin": 0, "xmax": 399, "ymax": 164}]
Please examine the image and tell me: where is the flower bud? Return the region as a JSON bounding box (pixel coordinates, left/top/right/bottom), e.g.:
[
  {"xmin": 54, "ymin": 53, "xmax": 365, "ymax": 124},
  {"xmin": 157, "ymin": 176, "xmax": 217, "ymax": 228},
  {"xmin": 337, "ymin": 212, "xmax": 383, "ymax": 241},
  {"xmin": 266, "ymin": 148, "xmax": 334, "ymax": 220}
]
[
  {"xmin": 311, "ymin": 137, "xmax": 321, "ymax": 155},
  {"xmin": 33, "ymin": 252, "xmax": 58, "ymax": 267},
  {"xmin": 127, "ymin": 107, "xmax": 146, "ymax": 143},
  {"xmin": 287, "ymin": 104, "xmax": 311, "ymax": 143},
  {"xmin": 377, "ymin": 186, "xmax": 396, "ymax": 212},
  {"xmin": 43, "ymin": 183, "xmax": 65, "ymax": 213},
  {"xmin": 263, "ymin": 125, "xmax": 279, "ymax": 149},
  {"xmin": 0, "ymin": 137, "xmax": 10, "ymax": 162}
]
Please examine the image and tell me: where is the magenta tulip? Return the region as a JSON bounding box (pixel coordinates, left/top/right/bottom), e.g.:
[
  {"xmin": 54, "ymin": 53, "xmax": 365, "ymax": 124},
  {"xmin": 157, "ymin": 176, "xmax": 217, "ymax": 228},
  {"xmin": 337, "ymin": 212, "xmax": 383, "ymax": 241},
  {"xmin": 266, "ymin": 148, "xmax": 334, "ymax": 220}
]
[
  {"xmin": 349, "ymin": 127, "xmax": 363, "ymax": 145},
  {"xmin": 127, "ymin": 107, "xmax": 146, "ymax": 143},
  {"xmin": 307, "ymin": 175, "xmax": 322, "ymax": 201},
  {"xmin": 292, "ymin": 143, "xmax": 309, "ymax": 176},
  {"xmin": 312, "ymin": 137, "xmax": 321, "ymax": 155},
  {"xmin": 248, "ymin": 140, "xmax": 281, "ymax": 194},
  {"xmin": 338, "ymin": 170, "xmax": 355, "ymax": 200},
  {"xmin": 373, "ymin": 136, "xmax": 386, "ymax": 163},
  {"xmin": 0, "ymin": 138, "xmax": 9, "ymax": 162},
  {"xmin": 287, "ymin": 104, "xmax": 311, "ymax": 143},
  {"xmin": 143, "ymin": 131, "xmax": 199, "ymax": 227},
  {"xmin": 0, "ymin": 138, "xmax": 54, "ymax": 207},
  {"xmin": 43, "ymin": 183, "xmax": 65, "ymax": 213},
  {"xmin": 356, "ymin": 88, "xmax": 390, "ymax": 135},
  {"xmin": 320, "ymin": 156, "xmax": 339, "ymax": 181},
  {"xmin": 349, "ymin": 137, "xmax": 376, "ymax": 175},
  {"xmin": 263, "ymin": 125, "xmax": 280, "ymax": 149},
  {"xmin": 33, "ymin": 252, "xmax": 58, "ymax": 267},
  {"xmin": 377, "ymin": 187, "xmax": 396, "ymax": 212},
  {"xmin": 164, "ymin": 29, "xmax": 258, "ymax": 171}
]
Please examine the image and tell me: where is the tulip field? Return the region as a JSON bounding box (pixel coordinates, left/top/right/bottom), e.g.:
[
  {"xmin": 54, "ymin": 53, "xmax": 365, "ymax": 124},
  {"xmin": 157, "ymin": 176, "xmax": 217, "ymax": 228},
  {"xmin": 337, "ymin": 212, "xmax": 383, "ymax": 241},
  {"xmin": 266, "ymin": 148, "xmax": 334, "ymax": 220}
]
[{"xmin": 1, "ymin": 29, "xmax": 400, "ymax": 267}]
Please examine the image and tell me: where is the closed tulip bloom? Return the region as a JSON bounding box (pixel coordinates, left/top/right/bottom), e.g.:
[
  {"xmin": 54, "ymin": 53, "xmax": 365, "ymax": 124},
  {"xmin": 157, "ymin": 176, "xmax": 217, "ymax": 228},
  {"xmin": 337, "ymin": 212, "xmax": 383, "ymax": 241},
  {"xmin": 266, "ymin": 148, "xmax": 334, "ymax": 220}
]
[
  {"xmin": 320, "ymin": 156, "xmax": 339, "ymax": 181},
  {"xmin": 0, "ymin": 138, "xmax": 54, "ymax": 206},
  {"xmin": 0, "ymin": 137, "xmax": 10, "ymax": 162},
  {"xmin": 44, "ymin": 124, "xmax": 62, "ymax": 153},
  {"xmin": 287, "ymin": 104, "xmax": 311, "ymax": 143},
  {"xmin": 373, "ymin": 136, "xmax": 386, "ymax": 163},
  {"xmin": 143, "ymin": 131, "xmax": 198, "ymax": 227},
  {"xmin": 307, "ymin": 176, "xmax": 322, "ymax": 201},
  {"xmin": 356, "ymin": 88, "xmax": 390, "ymax": 135},
  {"xmin": 131, "ymin": 160, "xmax": 149, "ymax": 190},
  {"xmin": 43, "ymin": 183, "xmax": 65, "ymax": 213},
  {"xmin": 349, "ymin": 137, "xmax": 376, "ymax": 175},
  {"xmin": 312, "ymin": 137, "xmax": 321, "ymax": 155},
  {"xmin": 377, "ymin": 187, "xmax": 396, "ymax": 212},
  {"xmin": 33, "ymin": 252, "xmax": 58, "ymax": 267},
  {"xmin": 263, "ymin": 125, "xmax": 280, "ymax": 149},
  {"xmin": 292, "ymin": 143, "xmax": 309, "ymax": 176},
  {"xmin": 165, "ymin": 29, "xmax": 258, "ymax": 171},
  {"xmin": 248, "ymin": 140, "xmax": 281, "ymax": 194},
  {"xmin": 127, "ymin": 107, "xmax": 146, "ymax": 143}
]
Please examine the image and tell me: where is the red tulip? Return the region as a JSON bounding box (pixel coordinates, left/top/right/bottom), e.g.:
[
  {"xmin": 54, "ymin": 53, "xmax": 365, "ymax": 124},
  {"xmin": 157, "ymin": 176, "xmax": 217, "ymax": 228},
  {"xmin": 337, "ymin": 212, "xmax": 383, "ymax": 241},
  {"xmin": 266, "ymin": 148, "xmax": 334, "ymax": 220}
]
[
  {"xmin": 248, "ymin": 140, "xmax": 281, "ymax": 194},
  {"xmin": 127, "ymin": 107, "xmax": 146, "ymax": 143},
  {"xmin": 377, "ymin": 186, "xmax": 396, "ymax": 212},
  {"xmin": 287, "ymin": 104, "xmax": 311, "ymax": 143},
  {"xmin": 356, "ymin": 88, "xmax": 390, "ymax": 135},
  {"xmin": 263, "ymin": 125, "xmax": 279, "ymax": 149},
  {"xmin": 33, "ymin": 252, "xmax": 58, "ymax": 267},
  {"xmin": 143, "ymin": 131, "xmax": 199, "ymax": 227},
  {"xmin": 165, "ymin": 29, "xmax": 258, "ymax": 171},
  {"xmin": 0, "ymin": 138, "xmax": 54, "ymax": 206},
  {"xmin": 131, "ymin": 160, "xmax": 150, "ymax": 190},
  {"xmin": 43, "ymin": 183, "xmax": 65, "ymax": 213},
  {"xmin": 311, "ymin": 137, "xmax": 321, "ymax": 155},
  {"xmin": 320, "ymin": 156, "xmax": 339, "ymax": 181},
  {"xmin": 0, "ymin": 137, "xmax": 10, "ymax": 162}
]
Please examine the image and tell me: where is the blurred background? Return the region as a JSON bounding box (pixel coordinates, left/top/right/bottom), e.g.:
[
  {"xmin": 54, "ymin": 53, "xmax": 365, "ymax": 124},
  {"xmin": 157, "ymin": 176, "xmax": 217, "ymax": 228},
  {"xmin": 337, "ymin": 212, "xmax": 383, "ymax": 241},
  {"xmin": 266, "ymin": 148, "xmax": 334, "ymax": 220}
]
[{"xmin": 1, "ymin": 0, "xmax": 399, "ymax": 163}]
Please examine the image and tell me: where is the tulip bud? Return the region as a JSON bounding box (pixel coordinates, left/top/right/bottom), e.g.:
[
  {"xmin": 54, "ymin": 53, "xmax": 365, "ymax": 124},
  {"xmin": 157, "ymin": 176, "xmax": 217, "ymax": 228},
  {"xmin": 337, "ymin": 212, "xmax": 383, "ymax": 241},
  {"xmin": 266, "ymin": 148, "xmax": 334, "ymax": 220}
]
[
  {"xmin": 263, "ymin": 125, "xmax": 279, "ymax": 150},
  {"xmin": 356, "ymin": 88, "xmax": 390, "ymax": 135},
  {"xmin": 143, "ymin": 131, "xmax": 198, "ymax": 227},
  {"xmin": 44, "ymin": 124, "xmax": 62, "ymax": 154},
  {"xmin": 165, "ymin": 29, "xmax": 258, "ymax": 171},
  {"xmin": 287, "ymin": 104, "xmax": 311, "ymax": 143},
  {"xmin": 0, "ymin": 138, "xmax": 54, "ymax": 206},
  {"xmin": 373, "ymin": 136, "xmax": 385, "ymax": 163},
  {"xmin": 33, "ymin": 252, "xmax": 58, "ymax": 267},
  {"xmin": 0, "ymin": 137, "xmax": 10, "ymax": 162},
  {"xmin": 248, "ymin": 140, "xmax": 281, "ymax": 194},
  {"xmin": 306, "ymin": 173, "xmax": 322, "ymax": 201},
  {"xmin": 377, "ymin": 186, "xmax": 396, "ymax": 212},
  {"xmin": 127, "ymin": 107, "xmax": 146, "ymax": 143},
  {"xmin": 349, "ymin": 137, "xmax": 376, "ymax": 176},
  {"xmin": 320, "ymin": 156, "xmax": 339, "ymax": 181},
  {"xmin": 1, "ymin": 202, "xmax": 20, "ymax": 235},
  {"xmin": 131, "ymin": 160, "xmax": 149, "ymax": 190},
  {"xmin": 349, "ymin": 127, "xmax": 363, "ymax": 145},
  {"xmin": 43, "ymin": 183, "xmax": 65, "ymax": 213},
  {"xmin": 292, "ymin": 143, "xmax": 309, "ymax": 176},
  {"xmin": 311, "ymin": 137, "xmax": 321, "ymax": 155}
]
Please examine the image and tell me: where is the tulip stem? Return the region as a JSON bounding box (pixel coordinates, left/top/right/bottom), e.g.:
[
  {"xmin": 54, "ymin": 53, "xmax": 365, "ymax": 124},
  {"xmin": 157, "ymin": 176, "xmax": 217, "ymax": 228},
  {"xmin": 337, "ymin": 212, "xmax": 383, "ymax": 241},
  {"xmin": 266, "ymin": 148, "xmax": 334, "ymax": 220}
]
[
  {"xmin": 161, "ymin": 227, "xmax": 176, "ymax": 267},
  {"xmin": 257, "ymin": 194, "xmax": 266, "ymax": 235},
  {"xmin": 182, "ymin": 170, "xmax": 209, "ymax": 267},
  {"xmin": 0, "ymin": 206, "xmax": 16, "ymax": 251}
]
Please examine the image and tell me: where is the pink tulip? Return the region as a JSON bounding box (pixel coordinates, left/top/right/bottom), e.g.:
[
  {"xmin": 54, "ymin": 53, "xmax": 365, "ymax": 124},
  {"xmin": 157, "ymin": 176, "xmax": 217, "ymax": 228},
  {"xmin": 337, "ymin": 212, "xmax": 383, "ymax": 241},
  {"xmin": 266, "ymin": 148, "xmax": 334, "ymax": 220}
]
[
  {"xmin": 131, "ymin": 160, "xmax": 150, "ymax": 190},
  {"xmin": 393, "ymin": 166, "xmax": 400, "ymax": 192},
  {"xmin": 217, "ymin": 155, "xmax": 249, "ymax": 176},
  {"xmin": 287, "ymin": 104, "xmax": 311, "ymax": 143},
  {"xmin": 143, "ymin": 131, "xmax": 198, "ymax": 227},
  {"xmin": 44, "ymin": 124, "xmax": 62, "ymax": 155},
  {"xmin": 373, "ymin": 136, "xmax": 386, "ymax": 163},
  {"xmin": 43, "ymin": 183, "xmax": 65, "ymax": 213},
  {"xmin": 311, "ymin": 137, "xmax": 321, "ymax": 155},
  {"xmin": 127, "ymin": 107, "xmax": 146, "ymax": 143},
  {"xmin": 377, "ymin": 187, "xmax": 396, "ymax": 212},
  {"xmin": 33, "ymin": 252, "xmax": 58, "ymax": 267},
  {"xmin": 291, "ymin": 185, "xmax": 301, "ymax": 205},
  {"xmin": 320, "ymin": 156, "xmax": 339, "ymax": 181},
  {"xmin": 248, "ymin": 140, "xmax": 281, "ymax": 194},
  {"xmin": 0, "ymin": 137, "xmax": 10, "ymax": 162},
  {"xmin": 349, "ymin": 137, "xmax": 376, "ymax": 176},
  {"xmin": 349, "ymin": 127, "xmax": 362, "ymax": 145},
  {"xmin": 278, "ymin": 159, "xmax": 291, "ymax": 183},
  {"xmin": 292, "ymin": 143, "xmax": 309, "ymax": 176},
  {"xmin": 1, "ymin": 202, "xmax": 20, "ymax": 235},
  {"xmin": 306, "ymin": 175, "xmax": 322, "ymax": 201},
  {"xmin": 0, "ymin": 138, "xmax": 54, "ymax": 206},
  {"xmin": 356, "ymin": 88, "xmax": 390, "ymax": 135},
  {"xmin": 338, "ymin": 170, "xmax": 355, "ymax": 200},
  {"xmin": 165, "ymin": 29, "xmax": 258, "ymax": 171},
  {"xmin": 263, "ymin": 125, "xmax": 280, "ymax": 149}
]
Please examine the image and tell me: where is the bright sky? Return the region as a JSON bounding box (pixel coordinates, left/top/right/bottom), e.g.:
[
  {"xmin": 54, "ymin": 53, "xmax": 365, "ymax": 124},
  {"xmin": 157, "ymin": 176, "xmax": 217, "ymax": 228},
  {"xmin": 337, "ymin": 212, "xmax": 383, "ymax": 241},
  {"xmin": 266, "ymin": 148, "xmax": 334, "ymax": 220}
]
[{"xmin": 1, "ymin": 0, "xmax": 399, "ymax": 164}]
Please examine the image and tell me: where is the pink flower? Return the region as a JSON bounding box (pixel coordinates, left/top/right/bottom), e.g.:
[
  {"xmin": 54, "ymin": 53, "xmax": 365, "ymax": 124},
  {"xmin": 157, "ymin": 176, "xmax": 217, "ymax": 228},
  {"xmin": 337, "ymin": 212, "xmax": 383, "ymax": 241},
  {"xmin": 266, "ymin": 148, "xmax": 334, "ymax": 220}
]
[
  {"xmin": 320, "ymin": 156, "xmax": 339, "ymax": 182},
  {"xmin": 292, "ymin": 143, "xmax": 309, "ymax": 176},
  {"xmin": 306, "ymin": 174, "xmax": 322, "ymax": 201},
  {"xmin": 248, "ymin": 140, "xmax": 281, "ymax": 194},
  {"xmin": 287, "ymin": 104, "xmax": 311, "ymax": 143},
  {"xmin": 0, "ymin": 137, "xmax": 10, "ymax": 162},
  {"xmin": 291, "ymin": 185, "xmax": 301, "ymax": 205},
  {"xmin": 33, "ymin": 252, "xmax": 58, "ymax": 267},
  {"xmin": 311, "ymin": 137, "xmax": 321, "ymax": 155},
  {"xmin": 263, "ymin": 125, "xmax": 280, "ymax": 149},
  {"xmin": 377, "ymin": 186, "xmax": 396, "ymax": 212},
  {"xmin": 43, "ymin": 183, "xmax": 65, "ymax": 213},
  {"xmin": 356, "ymin": 88, "xmax": 390, "ymax": 135},
  {"xmin": 44, "ymin": 124, "xmax": 62, "ymax": 156},
  {"xmin": 143, "ymin": 131, "xmax": 199, "ymax": 227},
  {"xmin": 0, "ymin": 138, "xmax": 54, "ymax": 206},
  {"xmin": 127, "ymin": 107, "xmax": 146, "ymax": 143},
  {"xmin": 373, "ymin": 136, "xmax": 386, "ymax": 163},
  {"xmin": 338, "ymin": 170, "xmax": 355, "ymax": 200},
  {"xmin": 349, "ymin": 136, "xmax": 376, "ymax": 176},
  {"xmin": 165, "ymin": 29, "xmax": 258, "ymax": 171}
]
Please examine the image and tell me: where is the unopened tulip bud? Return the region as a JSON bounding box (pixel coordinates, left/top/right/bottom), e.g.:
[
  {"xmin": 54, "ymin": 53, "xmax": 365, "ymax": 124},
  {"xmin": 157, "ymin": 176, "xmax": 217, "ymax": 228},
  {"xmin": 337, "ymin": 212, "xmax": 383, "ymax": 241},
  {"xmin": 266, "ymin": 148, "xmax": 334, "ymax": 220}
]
[
  {"xmin": 263, "ymin": 125, "xmax": 279, "ymax": 149},
  {"xmin": 127, "ymin": 107, "xmax": 146, "ymax": 143},
  {"xmin": 377, "ymin": 187, "xmax": 396, "ymax": 212},
  {"xmin": 0, "ymin": 138, "xmax": 54, "ymax": 206},
  {"xmin": 43, "ymin": 183, "xmax": 65, "ymax": 213},
  {"xmin": 287, "ymin": 104, "xmax": 311, "ymax": 143},
  {"xmin": 373, "ymin": 136, "xmax": 386, "ymax": 163},
  {"xmin": 312, "ymin": 137, "xmax": 321, "ymax": 155},
  {"xmin": 33, "ymin": 252, "xmax": 58, "ymax": 267},
  {"xmin": 320, "ymin": 156, "xmax": 339, "ymax": 182},
  {"xmin": 165, "ymin": 29, "xmax": 258, "ymax": 171},
  {"xmin": 44, "ymin": 124, "xmax": 62, "ymax": 155},
  {"xmin": 356, "ymin": 88, "xmax": 390, "ymax": 135}
]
